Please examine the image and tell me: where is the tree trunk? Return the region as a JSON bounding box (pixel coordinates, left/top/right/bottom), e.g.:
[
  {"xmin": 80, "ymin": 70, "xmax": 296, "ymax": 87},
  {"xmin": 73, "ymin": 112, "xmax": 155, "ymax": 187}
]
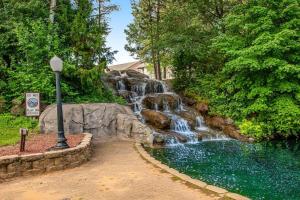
[
  {"xmin": 152, "ymin": 53, "xmax": 158, "ymax": 79},
  {"xmin": 157, "ymin": 51, "xmax": 162, "ymax": 80},
  {"xmin": 49, "ymin": 0, "xmax": 56, "ymax": 23},
  {"xmin": 155, "ymin": 0, "xmax": 162, "ymax": 80},
  {"xmin": 163, "ymin": 66, "xmax": 167, "ymax": 79},
  {"xmin": 98, "ymin": 0, "xmax": 102, "ymax": 26},
  {"xmin": 148, "ymin": 0, "xmax": 159, "ymax": 79}
]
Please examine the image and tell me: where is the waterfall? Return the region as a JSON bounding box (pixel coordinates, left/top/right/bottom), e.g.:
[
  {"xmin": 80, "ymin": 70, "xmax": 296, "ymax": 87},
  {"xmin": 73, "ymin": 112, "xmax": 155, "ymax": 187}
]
[
  {"xmin": 153, "ymin": 103, "xmax": 158, "ymax": 111},
  {"xmin": 156, "ymin": 81, "xmax": 165, "ymax": 93},
  {"xmin": 116, "ymin": 80, "xmax": 126, "ymax": 91},
  {"xmin": 165, "ymin": 136, "xmax": 182, "ymax": 146},
  {"xmin": 171, "ymin": 117, "xmax": 190, "ymax": 133},
  {"xmin": 145, "ymin": 81, "xmax": 165, "ymax": 94},
  {"xmin": 109, "ymin": 70, "xmax": 233, "ymax": 146},
  {"xmin": 163, "ymin": 99, "xmax": 170, "ymax": 113},
  {"xmin": 133, "ymin": 102, "xmax": 142, "ymax": 114},
  {"xmin": 132, "ymin": 83, "xmax": 146, "ymax": 96},
  {"xmin": 175, "ymin": 98, "xmax": 184, "ymax": 112},
  {"xmin": 202, "ymin": 134, "xmax": 231, "ymax": 141},
  {"xmin": 170, "ymin": 116, "xmax": 197, "ymax": 143},
  {"xmin": 195, "ymin": 116, "xmax": 209, "ymax": 131},
  {"xmin": 128, "ymin": 95, "xmax": 136, "ymax": 103}
]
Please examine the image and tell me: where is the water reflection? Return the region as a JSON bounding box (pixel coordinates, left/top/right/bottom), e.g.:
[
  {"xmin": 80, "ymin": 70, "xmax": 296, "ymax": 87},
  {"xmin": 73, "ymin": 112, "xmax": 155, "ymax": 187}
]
[{"xmin": 146, "ymin": 140, "xmax": 300, "ymax": 200}]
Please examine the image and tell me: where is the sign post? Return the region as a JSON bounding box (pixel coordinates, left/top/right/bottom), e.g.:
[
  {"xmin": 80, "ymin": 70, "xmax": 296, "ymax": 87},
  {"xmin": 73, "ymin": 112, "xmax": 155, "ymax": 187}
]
[
  {"xmin": 25, "ymin": 93, "xmax": 40, "ymax": 117},
  {"xmin": 19, "ymin": 128, "xmax": 28, "ymax": 152}
]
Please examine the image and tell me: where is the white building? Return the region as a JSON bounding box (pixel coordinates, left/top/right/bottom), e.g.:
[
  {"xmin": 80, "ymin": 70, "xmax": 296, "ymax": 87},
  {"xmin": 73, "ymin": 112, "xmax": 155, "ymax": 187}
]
[{"xmin": 107, "ymin": 61, "xmax": 173, "ymax": 79}]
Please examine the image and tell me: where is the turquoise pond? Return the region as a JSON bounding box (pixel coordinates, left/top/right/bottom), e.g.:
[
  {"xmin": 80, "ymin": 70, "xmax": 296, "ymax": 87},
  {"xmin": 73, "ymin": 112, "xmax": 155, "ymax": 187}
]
[{"xmin": 145, "ymin": 140, "xmax": 300, "ymax": 200}]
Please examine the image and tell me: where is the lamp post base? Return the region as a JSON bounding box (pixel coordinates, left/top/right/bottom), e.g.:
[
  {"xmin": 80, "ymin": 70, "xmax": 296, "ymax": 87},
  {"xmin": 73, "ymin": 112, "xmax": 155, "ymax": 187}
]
[
  {"xmin": 54, "ymin": 141, "xmax": 69, "ymax": 149},
  {"xmin": 55, "ymin": 134, "xmax": 69, "ymax": 149}
]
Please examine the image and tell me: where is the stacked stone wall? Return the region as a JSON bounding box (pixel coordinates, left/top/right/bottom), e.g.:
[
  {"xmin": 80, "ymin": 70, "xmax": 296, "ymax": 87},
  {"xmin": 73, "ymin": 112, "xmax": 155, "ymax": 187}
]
[{"xmin": 0, "ymin": 133, "xmax": 92, "ymax": 182}]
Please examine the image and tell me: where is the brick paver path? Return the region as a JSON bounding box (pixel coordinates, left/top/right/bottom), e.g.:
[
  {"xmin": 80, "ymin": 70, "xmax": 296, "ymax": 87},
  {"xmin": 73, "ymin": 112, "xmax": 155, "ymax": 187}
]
[{"xmin": 0, "ymin": 139, "xmax": 219, "ymax": 200}]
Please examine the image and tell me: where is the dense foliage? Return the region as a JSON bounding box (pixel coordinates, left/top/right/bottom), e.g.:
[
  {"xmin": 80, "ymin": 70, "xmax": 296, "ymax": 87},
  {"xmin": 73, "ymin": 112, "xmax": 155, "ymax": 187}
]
[
  {"xmin": 0, "ymin": 0, "xmax": 123, "ymax": 112},
  {"xmin": 127, "ymin": 0, "xmax": 300, "ymax": 139},
  {"xmin": 125, "ymin": 0, "xmax": 165, "ymax": 79},
  {"xmin": 214, "ymin": 0, "xmax": 300, "ymax": 138}
]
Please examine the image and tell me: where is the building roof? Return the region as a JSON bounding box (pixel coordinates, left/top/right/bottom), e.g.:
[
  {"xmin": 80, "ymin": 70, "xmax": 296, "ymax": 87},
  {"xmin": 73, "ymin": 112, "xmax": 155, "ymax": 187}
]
[{"xmin": 108, "ymin": 61, "xmax": 145, "ymax": 71}]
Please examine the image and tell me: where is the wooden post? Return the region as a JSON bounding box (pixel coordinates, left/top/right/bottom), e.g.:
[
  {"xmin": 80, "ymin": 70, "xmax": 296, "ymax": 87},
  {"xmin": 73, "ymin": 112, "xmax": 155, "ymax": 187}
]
[{"xmin": 19, "ymin": 128, "xmax": 28, "ymax": 152}]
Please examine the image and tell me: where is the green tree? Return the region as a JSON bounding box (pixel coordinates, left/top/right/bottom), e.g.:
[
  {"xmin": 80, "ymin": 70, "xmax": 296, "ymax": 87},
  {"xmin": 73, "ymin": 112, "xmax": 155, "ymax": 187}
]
[
  {"xmin": 125, "ymin": 0, "xmax": 165, "ymax": 80},
  {"xmin": 0, "ymin": 0, "xmax": 121, "ymax": 111},
  {"xmin": 214, "ymin": 0, "xmax": 300, "ymax": 137}
]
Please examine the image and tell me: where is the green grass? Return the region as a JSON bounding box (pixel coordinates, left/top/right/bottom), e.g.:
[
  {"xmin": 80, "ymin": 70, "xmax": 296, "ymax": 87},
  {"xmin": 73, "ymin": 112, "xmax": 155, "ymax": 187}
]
[
  {"xmin": 0, "ymin": 128, "xmax": 21, "ymax": 146},
  {"xmin": 0, "ymin": 114, "xmax": 38, "ymax": 147}
]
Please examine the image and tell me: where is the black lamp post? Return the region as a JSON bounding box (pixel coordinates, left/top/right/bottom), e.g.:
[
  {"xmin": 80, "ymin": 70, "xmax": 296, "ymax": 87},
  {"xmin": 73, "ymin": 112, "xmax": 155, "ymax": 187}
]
[{"xmin": 50, "ymin": 56, "xmax": 69, "ymax": 149}]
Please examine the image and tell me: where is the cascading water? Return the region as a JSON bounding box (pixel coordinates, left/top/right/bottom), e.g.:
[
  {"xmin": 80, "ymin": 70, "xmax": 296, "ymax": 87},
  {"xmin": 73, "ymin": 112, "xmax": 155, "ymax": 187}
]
[
  {"xmin": 116, "ymin": 80, "xmax": 126, "ymax": 91},
  {"xmin": 195, "ymin": 116, "xmax": 230, "ymax": 141},
  {"xmin": 163, "ymin": 99, "xmax": 170, "ymax": 113},
  {"xmin": 133, "ymin": 102, "xmax": 142, "ymax": 113},
  {"xmin": 153, "ymin": 103, "xmax": 158, "ymax": 111},
  {"xmin": 131, "ymin": 83, "xmax": 146, "ymax": 96},
  {"xmin": 109, "ymin": 70, "xmax": 230, "ymax": 145},
  {"xmin": 195, "ymin": 116, "xmax": 209, "ymax": 132},
  {"xmin": 175, "ymin": 98, "xmax": 184, "ymax": 112},
  {"xmin": 202, "ymin": 134, "xmax": 231, "ymax": 141},
  {"xmin": 170, "ymin": 116, "xmax": 197, "ymax": 143},
  {"xmin": 145, "ymin": 81, "xmax": 165, "ymax": 94}
]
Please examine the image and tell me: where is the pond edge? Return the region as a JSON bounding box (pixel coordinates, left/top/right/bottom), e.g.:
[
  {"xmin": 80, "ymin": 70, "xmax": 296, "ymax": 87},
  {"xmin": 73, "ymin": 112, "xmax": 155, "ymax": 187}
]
[{"xmin": 135, "ymin": 143, "xmax": 250, "ymax": 200}]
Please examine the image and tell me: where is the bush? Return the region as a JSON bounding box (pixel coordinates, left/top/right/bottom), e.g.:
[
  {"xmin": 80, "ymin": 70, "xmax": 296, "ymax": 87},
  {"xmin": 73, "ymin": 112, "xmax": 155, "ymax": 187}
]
[{"xmin": 239, "ymin": 120, "xmax": 264, "ymax": 140}]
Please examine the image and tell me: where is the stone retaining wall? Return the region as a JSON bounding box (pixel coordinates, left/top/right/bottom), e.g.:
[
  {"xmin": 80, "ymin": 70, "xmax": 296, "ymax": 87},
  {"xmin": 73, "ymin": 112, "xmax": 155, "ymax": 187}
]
[
  {"xmin": 0, "ymin": 133, "xmax": 93, "ymax": 182},
  {"xmin": 135, "ymin": 143, "xmax": 250, "ymax": 200}
]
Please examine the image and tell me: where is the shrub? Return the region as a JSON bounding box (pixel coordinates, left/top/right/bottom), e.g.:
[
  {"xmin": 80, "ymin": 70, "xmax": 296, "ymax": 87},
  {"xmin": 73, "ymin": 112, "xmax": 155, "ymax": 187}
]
[{"xmin": 239, "ymin": 120, "xmax": 264, "ymax": 139}]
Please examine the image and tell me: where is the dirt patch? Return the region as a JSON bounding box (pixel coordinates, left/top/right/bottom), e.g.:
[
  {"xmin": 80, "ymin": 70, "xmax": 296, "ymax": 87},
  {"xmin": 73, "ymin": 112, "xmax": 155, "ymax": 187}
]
[{"xmin": 0, "ymin": 133, "xmax": 84, "ymax": 156}]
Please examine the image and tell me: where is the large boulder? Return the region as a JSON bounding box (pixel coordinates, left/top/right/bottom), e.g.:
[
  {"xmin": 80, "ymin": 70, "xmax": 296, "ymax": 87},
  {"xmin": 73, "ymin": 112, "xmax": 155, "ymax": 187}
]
[
  {"xmin": 141, "ymin": 109, "xmax": 171, "ymax": 130},
  {"xmin": 205, "ymin": 116, "xmax": 226, "ymax": 130},
  {"xmin": 107, "ymin": 70, "xmax": 121, "ymax": 77},
  {"xmin": 194, "ymin": 102, "xmax": 209, "ymax": 115},
  {"xmin": 39, "ymin": 103, "xmax": 152, "ymax": 142},
  {"xmin": 123, "ymin": 69, "xmax": 149, "ymax": 79},
  {"xmin": 123, "ymin": 77, "xmax": 143, "ymax": 90},
  {"xmin": 142, "ymin": 93, "xmax": 180, "ymax": 111},
  {"xmin": 182, "ymin": 96, "xmax": 197, "ymax": 106},
  {"xmin": 205, "ymin": 116, "xmax": 253, "ymax": 142}
]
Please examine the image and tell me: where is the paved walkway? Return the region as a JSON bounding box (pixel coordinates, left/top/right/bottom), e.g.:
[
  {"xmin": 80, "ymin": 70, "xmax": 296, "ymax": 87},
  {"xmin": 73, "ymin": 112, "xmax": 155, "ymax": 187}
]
[{"xmin": 0, "ymin": 140, "xmax": 220, "ymax": 200}]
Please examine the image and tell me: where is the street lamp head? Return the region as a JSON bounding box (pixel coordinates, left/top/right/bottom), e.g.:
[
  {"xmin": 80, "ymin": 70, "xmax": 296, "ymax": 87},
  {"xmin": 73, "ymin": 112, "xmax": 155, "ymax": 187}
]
[{"xmin": 50, "ymin": 56, "xmax": 63, "ymax": 72}]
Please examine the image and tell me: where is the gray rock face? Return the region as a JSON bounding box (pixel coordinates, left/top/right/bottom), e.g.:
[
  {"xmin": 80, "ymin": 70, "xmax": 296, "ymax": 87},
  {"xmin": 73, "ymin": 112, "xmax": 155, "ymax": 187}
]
[{"xmin": 39, "ymin": 103, "xmax": 152, "ymax": 142}]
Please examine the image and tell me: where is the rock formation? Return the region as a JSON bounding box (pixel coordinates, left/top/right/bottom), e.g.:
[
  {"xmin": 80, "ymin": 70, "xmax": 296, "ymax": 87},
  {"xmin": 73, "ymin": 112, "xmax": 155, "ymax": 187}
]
[{"xmin": 39, "ymin": 103, "xmax": 152, "ymax": 143}]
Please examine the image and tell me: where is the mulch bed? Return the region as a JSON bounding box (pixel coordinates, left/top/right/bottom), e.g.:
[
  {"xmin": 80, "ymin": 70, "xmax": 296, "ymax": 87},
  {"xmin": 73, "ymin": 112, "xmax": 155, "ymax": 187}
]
[{"xmin": 0, "ymin": 133, "xmax": 84, "ymax": 157}]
